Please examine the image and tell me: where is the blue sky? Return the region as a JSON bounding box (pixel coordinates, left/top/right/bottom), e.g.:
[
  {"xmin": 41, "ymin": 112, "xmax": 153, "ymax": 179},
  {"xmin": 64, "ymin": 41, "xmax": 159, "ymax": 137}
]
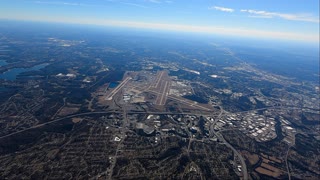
[{"xmin": 0, "ymin": 0, "xmax": 319, "ymax": 42}]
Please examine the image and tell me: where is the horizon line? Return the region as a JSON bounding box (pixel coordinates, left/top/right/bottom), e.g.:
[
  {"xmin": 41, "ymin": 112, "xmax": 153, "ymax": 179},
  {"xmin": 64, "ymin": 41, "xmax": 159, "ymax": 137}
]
[{"xmin": 1, "ymin": 16, "xmax": 319, "ymax": 43}]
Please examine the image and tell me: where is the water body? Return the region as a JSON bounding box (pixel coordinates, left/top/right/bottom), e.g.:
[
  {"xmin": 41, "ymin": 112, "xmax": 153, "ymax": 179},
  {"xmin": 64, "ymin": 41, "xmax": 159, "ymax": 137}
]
[
  {"xmin": 183, "ymin": 95, "xmax": 208, "ymax": 104},
  {"xmin": 0, "ymin": 60, "xmax": 8, "ymax": 66},
  {"xmin": 0, "ymin": 87, "xmax": 8, "ymax": 92},
  {"xmin": 0, "ymin": 63, "xmax": 48, "ymax": 80},
  {"xmin": 109, "ymin": 82, "xmax": 119, "ymax": 88}
]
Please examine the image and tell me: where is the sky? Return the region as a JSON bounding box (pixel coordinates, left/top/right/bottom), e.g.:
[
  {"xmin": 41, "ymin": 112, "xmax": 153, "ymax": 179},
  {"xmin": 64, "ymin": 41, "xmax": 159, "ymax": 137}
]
[{"xmin": 0, "ymin": 0, "xmax": 319, "ymax": 43}]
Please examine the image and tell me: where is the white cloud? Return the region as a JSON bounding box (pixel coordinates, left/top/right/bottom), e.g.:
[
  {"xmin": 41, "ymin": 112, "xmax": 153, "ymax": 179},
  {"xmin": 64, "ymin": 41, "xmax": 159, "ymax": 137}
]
[
  {"xmin": 121, "ymin": 2, "xmax": 148, "ymax": 8},
  {"xmin": 147, "ymin": 0, "xmax": 161, "ymax": 3},
  {"xmin": 248, "ymin": 15, "xmax": 273, "ymax": 19},
  {"xmin": 209, "ymin": 6, "xmax": 234, "ymax": 13},
  {"xmin": 34, "ymin": 1, "xmax": 85, "ymax": 6},
  {"xmin": 241, "ymin": 9, "xmax": 319, "ymax": 23},
  {"xmin": 146, "ymin": 0, "xmax": 172, "ymax": 4}
]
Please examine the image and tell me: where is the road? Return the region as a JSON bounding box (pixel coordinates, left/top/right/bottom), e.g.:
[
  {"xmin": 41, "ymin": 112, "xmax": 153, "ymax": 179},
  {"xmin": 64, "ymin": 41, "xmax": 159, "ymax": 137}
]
[
  {"xmin": 1, "ymin": 103, "xmax": 247, "ymax": 180},
  {"xmin": 0, "ymin": 111, "xmax": 116, "ymax": 139},
  {"xmin": 209, "ymin": 105, "xmax": 248, "ymax": 180},
  {"xmin": 234, "ymin": 106, "xmax": 301, "ymax": 114},
  {"xmin": 214, "ymin": 131, "xmax": 248, "ymax": 180},
  {"xmin": 0, "ymin": 110, "xmax": 216, "ymax": 139},
  {"xmin": 107, "ymin": 104, "xmax": 128, "ymax": 179},
  {"xmin": 285, "ymin": 145, "xmax": 292, "ymax": 180}
]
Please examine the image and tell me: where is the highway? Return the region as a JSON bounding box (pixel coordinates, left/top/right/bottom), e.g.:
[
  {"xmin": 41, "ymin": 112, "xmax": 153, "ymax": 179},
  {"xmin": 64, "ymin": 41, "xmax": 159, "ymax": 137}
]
[
  {"xmin": 285, "ymin": 145, "xmax": 292, "ymax": 180},
  {"xmin": 1, "ymin": 105, "xmax": 301, "ymax": 141},
  {"xmin": 0, "ymin": 110, "xmax": 215, "ymax": 139},
  {"xmin": 209, "ymin": 105, "xmax": 248, "ymax": 180},
  {"xmin": 107, "ymin": 104, "xmax": 128, "ymax": 180},
  {"xmin": 234, "ymin": 106, "xmax": 301, "ymax": 114},
  {"xmin": 213, "ymin": 130, "xmax": 248, "ymax": 180},
  {"xmin": 0, "ymin": 111, "xmax": 115, "ymax": 139}
]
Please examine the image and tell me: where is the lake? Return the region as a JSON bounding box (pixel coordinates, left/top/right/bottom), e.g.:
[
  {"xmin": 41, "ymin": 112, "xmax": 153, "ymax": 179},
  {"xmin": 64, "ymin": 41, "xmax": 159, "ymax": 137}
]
[
  {"xmin": 109, "ymin": 82, "xmax": 119, "ymax": 88},
  {"xmin": 0, "ymin": 60, "xmax": 8, "ymax": 66},
  {"xmin": 0, "ymin": 63, "xmax": 49, "ymax": 80}
]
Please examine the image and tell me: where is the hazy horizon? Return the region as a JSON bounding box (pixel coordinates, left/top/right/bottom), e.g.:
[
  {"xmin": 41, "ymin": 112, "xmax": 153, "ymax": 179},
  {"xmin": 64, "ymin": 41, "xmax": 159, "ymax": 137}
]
[{"xmin": 0, "ymin": 0, "xmax": 319, "ymax": 43}]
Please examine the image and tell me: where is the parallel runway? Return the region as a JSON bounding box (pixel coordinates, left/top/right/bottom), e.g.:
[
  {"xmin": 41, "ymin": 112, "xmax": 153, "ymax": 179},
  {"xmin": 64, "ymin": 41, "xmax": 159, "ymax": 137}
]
[
  {"xmin": 105, "ymin": 77, "xmax": 131, "ymax": 100},
  {"xmin": 152, "ymin": 71, "xmax": 171, "ymax": 106},
  {"xmin": 104, "ymin": 70, "xmax": 212, "ymax": 111}
]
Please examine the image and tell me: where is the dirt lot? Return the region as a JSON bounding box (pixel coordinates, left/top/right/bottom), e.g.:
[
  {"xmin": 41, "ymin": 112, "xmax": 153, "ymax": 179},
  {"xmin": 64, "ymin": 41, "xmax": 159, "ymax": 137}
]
[
  {"xmin": 58, "ymin": 107, "xmax": 79, "ymax": 116},
  {"xmin": 255, "ymin": 157, "xmax": 285, "ymax": 178},
  {"xmin": 241, "ymin": 151, "xmax": 260, "ymax": 165},
  {"xmin": 72, "ymin": 118, "xmax": 82, "ymax": 123}
]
